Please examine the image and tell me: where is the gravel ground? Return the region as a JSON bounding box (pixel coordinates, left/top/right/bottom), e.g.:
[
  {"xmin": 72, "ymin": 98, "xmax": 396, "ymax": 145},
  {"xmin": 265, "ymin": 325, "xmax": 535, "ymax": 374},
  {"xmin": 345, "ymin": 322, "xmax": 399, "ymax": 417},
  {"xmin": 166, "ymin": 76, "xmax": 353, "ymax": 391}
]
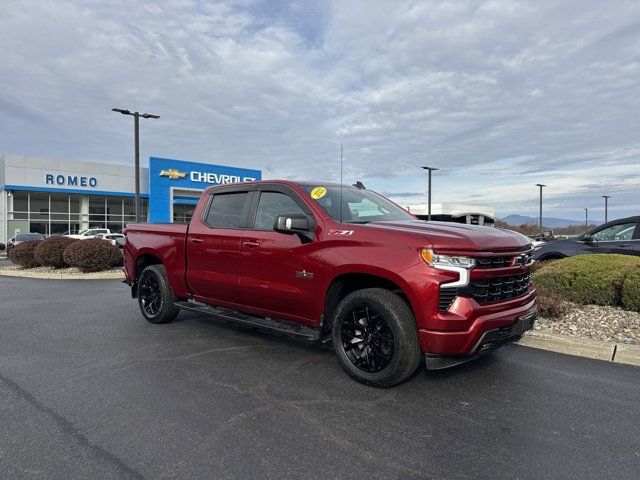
[
  {"xmin": 0, "ymin": 264, "xmax": 121, "ymax": 276},
  {"xmin": 536, "ymin": 303, "xmax": 640, "ymax": 345}
]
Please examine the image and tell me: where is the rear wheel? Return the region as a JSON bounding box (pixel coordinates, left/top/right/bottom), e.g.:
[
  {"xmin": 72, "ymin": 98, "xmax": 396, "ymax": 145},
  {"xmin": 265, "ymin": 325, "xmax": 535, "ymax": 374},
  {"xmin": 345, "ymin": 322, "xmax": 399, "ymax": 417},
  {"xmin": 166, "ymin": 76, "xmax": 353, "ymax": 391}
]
[
  {"xmin": 137, "ymin": 264, "xmax": 180, "ymax": 324},
  {"xmin": 331, "ymin": 288, "xmax": 421, "ymax": 387}
]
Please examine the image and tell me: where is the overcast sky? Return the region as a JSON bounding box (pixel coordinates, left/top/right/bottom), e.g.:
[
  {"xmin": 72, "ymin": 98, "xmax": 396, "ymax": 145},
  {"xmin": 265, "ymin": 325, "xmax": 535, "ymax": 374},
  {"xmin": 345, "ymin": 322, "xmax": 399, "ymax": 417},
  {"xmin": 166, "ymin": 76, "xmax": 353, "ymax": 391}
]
[{"xmin": 1, "ymin": 0, "xmax": 639, "ymax": 220}]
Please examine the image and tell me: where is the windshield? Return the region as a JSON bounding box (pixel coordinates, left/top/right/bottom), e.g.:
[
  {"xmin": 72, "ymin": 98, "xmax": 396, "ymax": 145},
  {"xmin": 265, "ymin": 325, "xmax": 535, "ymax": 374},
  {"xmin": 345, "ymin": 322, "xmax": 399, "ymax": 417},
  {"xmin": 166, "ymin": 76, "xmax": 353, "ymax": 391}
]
[
  {"xmin": 301, "ymin": 185, "xmax": 414, "ymax": 223},
  {"xmin": 77, "ymin": 229, "xmax": 89, "ymax": 235},
  {"xmin": 17, "ymin": 233, "xmax": 42, "ymax": 241}
]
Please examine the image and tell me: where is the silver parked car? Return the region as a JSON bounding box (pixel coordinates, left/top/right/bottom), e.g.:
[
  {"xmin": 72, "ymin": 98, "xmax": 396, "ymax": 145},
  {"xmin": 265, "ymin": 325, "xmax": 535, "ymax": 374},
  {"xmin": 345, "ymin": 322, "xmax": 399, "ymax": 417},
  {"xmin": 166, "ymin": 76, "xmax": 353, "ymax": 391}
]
[{"xmin": 6, "ymin": 232, "xmax": 45, "ymax": 254}]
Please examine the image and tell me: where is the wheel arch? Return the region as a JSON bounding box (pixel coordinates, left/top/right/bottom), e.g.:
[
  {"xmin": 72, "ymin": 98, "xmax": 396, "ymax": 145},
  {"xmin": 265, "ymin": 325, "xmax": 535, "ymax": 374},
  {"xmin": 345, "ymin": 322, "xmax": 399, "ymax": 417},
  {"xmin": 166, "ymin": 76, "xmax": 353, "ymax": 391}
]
[
  {"xmin": 323, "ymin": 271, "xmax": 418, "ymax": 334},
  {"xmin": 131, "ymin": 252, "xmax": 163, "ymax": 297}
]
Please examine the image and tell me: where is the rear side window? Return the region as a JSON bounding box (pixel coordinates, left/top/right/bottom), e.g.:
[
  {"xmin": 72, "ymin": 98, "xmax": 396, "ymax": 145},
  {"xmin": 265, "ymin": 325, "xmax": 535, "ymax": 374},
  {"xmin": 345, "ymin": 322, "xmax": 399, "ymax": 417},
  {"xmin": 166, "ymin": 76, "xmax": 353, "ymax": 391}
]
[{"xmin": 204, "ymin": 192, "xmax": 248, "ymax": 228}]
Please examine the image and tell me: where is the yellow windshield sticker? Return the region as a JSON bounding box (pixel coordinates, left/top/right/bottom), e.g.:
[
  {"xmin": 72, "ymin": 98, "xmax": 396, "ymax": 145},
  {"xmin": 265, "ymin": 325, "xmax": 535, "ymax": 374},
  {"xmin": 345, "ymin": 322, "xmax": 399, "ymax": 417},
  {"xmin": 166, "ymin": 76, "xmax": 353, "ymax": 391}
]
[{"xmin": 310, "ymin": 187, "xmax": 327, "ymax": 200}]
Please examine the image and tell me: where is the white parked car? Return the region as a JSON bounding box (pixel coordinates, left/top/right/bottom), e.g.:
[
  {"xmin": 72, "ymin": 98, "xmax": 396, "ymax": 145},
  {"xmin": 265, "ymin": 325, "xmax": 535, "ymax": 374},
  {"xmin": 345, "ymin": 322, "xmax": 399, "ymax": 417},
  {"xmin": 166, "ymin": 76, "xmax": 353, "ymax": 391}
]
[
  {"xmin": 95, "ymin": 233, "xmax": 125, "ymax": 247},
  {"xmin": 66, "ymin": 228, "xmax": 111, "ymax": 240}
]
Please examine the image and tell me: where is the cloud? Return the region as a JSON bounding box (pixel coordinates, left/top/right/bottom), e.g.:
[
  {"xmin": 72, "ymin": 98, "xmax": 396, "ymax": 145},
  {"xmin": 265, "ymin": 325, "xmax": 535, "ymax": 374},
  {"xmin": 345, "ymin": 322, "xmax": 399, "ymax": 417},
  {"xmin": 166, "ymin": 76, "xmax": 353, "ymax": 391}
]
[{"xmin": 0, "ymin": 0, "xmax": 639, "ymax": 220}]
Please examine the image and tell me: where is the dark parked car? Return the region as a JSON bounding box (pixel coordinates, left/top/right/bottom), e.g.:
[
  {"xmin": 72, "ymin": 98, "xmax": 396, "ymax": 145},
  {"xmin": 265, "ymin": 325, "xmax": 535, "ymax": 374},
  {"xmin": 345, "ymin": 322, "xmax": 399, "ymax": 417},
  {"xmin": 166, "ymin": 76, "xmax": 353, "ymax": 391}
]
[
  {"xmin": 6, "ymin": 232, "xmax": 45, "ymax": 254},
  {"xmin": 534, "ymin": 216, "xmax": 640, "ymax": 261}
]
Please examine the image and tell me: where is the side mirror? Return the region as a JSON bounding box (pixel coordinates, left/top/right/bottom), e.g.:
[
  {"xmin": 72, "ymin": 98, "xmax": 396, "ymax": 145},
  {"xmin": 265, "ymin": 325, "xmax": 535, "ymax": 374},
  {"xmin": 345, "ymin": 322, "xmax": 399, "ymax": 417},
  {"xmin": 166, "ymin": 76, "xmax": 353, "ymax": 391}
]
[
  {"xmin": 582, "ymin": 233, "xmax": 594, "ymax": 243},
  {"xmin": 274, "ymin": 214, "xmax": 311, "ymax": 234}
]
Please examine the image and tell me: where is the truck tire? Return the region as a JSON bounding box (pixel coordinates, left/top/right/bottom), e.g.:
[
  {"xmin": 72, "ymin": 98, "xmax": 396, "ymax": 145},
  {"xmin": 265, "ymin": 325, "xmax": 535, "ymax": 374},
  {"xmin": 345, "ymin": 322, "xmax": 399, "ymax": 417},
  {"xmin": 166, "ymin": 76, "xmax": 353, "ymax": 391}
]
[
  {"xmin": 331, "ymin": 288, "xmax": 421, "ymax": 387},
  {"xmin": 137, "ymin": 264, "xmax": 180, "ymax": 324}
]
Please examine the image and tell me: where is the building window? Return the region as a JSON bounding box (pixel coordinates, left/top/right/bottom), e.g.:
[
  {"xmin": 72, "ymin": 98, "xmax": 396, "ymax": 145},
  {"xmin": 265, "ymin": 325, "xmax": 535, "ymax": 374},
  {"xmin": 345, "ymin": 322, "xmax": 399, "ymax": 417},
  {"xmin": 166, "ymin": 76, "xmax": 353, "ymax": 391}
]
[
  {"xmin": 10, "ymin": 191, "xmax": 28, "ymax": 219},
  {"xmin": 6, "ymin": 192, "xmax": 147, "ymax": 236},
  {"xmin": 173, "ymin": 204, "xmax": 195, "ymax": 224}
]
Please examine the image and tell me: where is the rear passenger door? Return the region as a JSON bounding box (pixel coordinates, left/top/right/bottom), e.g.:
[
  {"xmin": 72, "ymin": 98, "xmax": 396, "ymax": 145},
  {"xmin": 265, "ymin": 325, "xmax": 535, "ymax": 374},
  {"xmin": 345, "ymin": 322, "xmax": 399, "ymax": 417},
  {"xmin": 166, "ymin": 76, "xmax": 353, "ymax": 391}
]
[
  {"xmin": 237, "ymin": 186, "xmax": 319, "ymax": 325},
  {"xmin": 186, "ymin": 189, "xmax": 251, "ymax": 307}
]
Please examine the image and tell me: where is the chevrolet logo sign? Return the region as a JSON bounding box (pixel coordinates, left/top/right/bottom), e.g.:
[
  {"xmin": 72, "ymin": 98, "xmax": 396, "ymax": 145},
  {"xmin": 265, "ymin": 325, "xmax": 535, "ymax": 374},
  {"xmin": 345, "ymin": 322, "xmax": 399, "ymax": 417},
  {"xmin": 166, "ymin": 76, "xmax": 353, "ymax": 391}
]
[{"xmin": 159, "ymin": 169, "xmax": 187, "ymax": 180}]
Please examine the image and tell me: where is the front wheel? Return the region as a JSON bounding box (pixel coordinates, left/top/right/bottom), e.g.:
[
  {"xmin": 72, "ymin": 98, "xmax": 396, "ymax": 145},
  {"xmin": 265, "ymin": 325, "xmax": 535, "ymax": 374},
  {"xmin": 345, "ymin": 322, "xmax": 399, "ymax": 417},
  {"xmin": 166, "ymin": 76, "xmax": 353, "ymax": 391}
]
[
  {"xmin": 331, "ymin": 288, "xmax": 421, "ymax": 387},
  {"xmin": 137, "ymin": 264, "xmax": 180, "ymax": 324}
]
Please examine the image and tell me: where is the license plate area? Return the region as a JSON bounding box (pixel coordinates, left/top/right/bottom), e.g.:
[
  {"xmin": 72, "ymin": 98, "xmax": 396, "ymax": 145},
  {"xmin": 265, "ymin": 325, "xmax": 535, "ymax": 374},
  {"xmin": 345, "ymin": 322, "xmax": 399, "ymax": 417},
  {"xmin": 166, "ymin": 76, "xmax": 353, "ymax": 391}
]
[{"xmin": 514, "ymin": 312, "xmax": 536, "ymax": 336}]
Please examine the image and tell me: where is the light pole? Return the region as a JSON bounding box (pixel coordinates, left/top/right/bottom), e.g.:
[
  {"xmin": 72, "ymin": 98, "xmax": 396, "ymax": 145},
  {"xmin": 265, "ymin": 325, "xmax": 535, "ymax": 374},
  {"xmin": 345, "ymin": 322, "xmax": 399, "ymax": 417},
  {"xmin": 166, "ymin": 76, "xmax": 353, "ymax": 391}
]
[
  {"xmin": 421, "ymin": 166, "xmax": 439, "ymax": 221},
  {"xmin": 602, "ymin": 195, "xmax": 611, "ymax": 223},
  {"xmin": 584, "ymin": 208, "xmax": 588, "ymax": 230},
  {"xmin": 112, "ymin": 108, "xmax": 160, "ymax": 223},
  {"xmin": 535, "ymin": 184, "xmax": 546, "ymax": 239}
]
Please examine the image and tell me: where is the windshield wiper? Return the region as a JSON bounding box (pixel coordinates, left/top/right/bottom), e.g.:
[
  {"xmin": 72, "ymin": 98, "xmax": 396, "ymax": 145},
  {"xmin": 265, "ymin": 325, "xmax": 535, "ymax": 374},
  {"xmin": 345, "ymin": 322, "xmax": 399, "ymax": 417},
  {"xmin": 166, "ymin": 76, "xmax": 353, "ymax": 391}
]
[{"xmin": 347, "ymin": 220, "xmax": 371, "ymax": 224}]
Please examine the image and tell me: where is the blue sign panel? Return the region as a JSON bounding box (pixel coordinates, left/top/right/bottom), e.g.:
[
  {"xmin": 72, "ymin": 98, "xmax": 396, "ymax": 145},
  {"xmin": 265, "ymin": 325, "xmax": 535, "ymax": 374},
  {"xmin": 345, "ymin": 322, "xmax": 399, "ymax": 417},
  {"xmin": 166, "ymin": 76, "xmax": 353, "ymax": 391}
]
[{"xmin": 148, "ymin": 157, "xmax": 262, "ymax": 222}]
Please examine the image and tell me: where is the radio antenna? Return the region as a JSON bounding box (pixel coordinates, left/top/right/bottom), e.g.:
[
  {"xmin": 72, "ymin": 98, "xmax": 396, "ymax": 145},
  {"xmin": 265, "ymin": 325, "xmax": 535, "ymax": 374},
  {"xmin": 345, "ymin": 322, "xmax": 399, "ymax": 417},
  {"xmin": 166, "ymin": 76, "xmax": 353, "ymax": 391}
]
[{"xmin": 340, "ymin": 143, "xmax": 344, "ymax": 223}]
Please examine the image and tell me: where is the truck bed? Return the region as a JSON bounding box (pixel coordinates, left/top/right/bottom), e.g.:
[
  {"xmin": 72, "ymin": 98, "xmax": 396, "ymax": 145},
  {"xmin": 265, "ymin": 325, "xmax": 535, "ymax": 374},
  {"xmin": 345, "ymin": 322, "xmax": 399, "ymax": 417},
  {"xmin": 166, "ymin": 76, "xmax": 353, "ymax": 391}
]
[{"xmin": 124, "ymin": 222, "xmax": 190, "ymax": 297}]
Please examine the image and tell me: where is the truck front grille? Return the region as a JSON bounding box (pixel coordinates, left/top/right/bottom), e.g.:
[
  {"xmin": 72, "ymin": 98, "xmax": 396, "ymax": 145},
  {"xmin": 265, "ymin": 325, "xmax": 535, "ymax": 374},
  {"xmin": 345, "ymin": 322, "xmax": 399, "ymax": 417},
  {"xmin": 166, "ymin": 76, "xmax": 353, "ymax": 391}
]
[
  {"xmin": 438, "ymin": 272, "xmax": 532, "ymax": 311},
  {"xmin": 475, "ymin": 256, "xmax": 512, "ymax": 269},
  {"xmin": 475, "ymin": 251, "xmax": 533, "ymax": 269},
  {"xmin": 467, "ymin": 272, "xmax": 532, "ymax": 304}
]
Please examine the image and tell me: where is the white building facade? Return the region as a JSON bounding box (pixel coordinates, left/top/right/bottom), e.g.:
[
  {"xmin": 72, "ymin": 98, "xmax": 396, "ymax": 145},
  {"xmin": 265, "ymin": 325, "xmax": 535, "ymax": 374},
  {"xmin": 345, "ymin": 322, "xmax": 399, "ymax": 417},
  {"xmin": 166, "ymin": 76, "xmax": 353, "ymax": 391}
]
[{"xmin": 403, "ymin": 202, "xmax": 495, "ymax": 226}]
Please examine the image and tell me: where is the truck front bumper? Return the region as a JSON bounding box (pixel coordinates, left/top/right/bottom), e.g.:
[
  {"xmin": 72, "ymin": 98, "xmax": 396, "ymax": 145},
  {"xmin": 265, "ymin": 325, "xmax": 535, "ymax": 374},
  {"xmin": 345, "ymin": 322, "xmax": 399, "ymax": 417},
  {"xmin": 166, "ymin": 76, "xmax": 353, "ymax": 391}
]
[
  {"xmin": 418, "ymin": 289, "xmax": 536, "ymax": 368},
  {"xmin": 423, "ymin": 311, "xmax": 536, "ymax": 370}
]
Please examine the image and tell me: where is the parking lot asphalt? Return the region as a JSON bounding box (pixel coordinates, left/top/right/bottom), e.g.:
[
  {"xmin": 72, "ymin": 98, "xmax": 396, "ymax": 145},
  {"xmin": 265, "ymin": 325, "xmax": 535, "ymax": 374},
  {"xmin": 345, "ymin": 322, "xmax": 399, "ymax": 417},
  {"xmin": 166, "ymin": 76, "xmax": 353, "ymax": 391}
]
[{"xmin": 1, "ymin": 276, "xmax": 639, "ymax": 480}]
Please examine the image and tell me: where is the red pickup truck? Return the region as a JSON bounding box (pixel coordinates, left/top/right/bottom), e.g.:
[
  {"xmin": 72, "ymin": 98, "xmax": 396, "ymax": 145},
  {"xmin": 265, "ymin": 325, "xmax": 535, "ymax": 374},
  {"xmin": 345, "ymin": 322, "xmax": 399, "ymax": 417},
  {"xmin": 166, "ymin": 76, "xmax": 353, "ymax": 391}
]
[{"xmin": 123, "ymin": 180, "xmax": 536, "ymax": 387}]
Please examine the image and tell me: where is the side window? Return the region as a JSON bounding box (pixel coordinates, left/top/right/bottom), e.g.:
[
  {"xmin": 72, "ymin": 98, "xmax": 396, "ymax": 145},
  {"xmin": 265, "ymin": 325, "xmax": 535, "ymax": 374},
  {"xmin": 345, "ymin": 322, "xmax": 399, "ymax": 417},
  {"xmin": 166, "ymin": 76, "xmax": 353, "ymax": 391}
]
[
  {"xmin": 592, "ymin": 222, "xmax": 637, "ymax": 241},
  {"xmin": 204, "ymin": 192, "xmax": 248, "ymax": 228},
  {"xmin": 254, "ymin": 192, "xmax": 305, "ymax": 230}
]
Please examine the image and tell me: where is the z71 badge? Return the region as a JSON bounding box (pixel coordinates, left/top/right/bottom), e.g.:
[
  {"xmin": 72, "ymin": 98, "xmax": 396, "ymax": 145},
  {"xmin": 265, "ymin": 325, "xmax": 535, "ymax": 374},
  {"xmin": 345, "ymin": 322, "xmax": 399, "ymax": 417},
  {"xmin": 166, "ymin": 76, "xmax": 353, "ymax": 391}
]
[{"xmin": 329, "ymin": 229, "xmax": 354, "ymax": 236}]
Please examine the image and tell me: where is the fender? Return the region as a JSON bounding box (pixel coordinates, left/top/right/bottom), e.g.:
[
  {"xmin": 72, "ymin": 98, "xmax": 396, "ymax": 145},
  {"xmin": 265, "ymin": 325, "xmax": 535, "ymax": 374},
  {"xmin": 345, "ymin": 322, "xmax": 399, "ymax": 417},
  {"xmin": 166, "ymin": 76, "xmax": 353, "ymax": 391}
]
[{"xmin": 318, "ymin": 263, "xmax": 425, "ymax": 327}]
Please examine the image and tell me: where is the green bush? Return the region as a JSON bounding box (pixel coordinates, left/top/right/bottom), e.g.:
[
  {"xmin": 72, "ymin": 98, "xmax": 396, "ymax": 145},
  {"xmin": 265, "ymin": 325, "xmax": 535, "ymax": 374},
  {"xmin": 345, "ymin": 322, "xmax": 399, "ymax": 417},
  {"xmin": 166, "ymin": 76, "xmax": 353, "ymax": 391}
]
[
  {"xmin": 63, "ymin": 238, "xmax": 123, "ymax": 273},
  {"xmin": 621, "ymin": 266, "xmax": 640, "ymax": 312},
  {"xmin": 533, "ymin": 254, "xmax": 640, "ymax": 311},
  {"xmin": 8, "ymin": 241, "xmax": 41, "ymax": 268},
  {"xmin": 34, "ymin": 236, "xmax": 78, "ymax": 268}
]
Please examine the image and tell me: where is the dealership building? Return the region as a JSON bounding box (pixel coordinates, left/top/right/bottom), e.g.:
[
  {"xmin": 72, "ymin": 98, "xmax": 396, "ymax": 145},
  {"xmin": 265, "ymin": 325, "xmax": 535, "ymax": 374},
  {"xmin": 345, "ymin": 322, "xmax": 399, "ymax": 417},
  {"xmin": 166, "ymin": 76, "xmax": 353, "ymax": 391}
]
[
  {"xmin": 403, "ymin": 202, "xmax": 495, "ymax": 226},
  {"xmin": 0, "ymin": 154, "xmax": 261, "ymax": 243}
]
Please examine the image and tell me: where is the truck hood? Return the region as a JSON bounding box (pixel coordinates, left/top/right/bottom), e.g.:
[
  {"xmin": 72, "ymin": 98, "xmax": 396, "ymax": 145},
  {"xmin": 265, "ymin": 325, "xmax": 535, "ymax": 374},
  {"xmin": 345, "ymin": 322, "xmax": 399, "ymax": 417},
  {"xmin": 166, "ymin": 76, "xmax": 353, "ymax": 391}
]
[{"xmin": 363, "ymin": 220, "xmax": 532, "ymax": 252}]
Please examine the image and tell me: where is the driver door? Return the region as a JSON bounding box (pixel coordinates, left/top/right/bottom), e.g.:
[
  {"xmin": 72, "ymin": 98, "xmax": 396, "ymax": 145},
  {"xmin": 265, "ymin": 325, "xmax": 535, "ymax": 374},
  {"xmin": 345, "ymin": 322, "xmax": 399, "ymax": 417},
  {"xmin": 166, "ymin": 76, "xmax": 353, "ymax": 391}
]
[
  {"xmin": 577, "ymin": 220, "xmax": 639, "ymax": 255},
  {"xmin": 237, "ymin": 186, "xmax": 319, "ymax": 326}
]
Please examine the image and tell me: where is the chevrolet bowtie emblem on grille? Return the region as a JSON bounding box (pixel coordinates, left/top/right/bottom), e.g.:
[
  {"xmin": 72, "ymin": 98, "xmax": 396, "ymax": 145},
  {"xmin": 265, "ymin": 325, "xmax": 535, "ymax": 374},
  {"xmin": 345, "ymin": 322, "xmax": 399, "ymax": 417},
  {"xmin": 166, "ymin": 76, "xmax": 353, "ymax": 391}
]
[
  {"xmin": 512, "ymin": 254, "xmax": 527, "ymax": 267},
  {"xmin": 159, "ymin": 169, "xmax": 187, "ymax": 180}
]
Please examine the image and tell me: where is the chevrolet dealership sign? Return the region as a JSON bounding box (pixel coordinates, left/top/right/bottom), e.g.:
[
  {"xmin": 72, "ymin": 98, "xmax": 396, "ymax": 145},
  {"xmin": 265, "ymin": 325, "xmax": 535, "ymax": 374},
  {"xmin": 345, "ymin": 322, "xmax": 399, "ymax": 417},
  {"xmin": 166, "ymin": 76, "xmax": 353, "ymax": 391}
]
[
  {"xmin": 189, "ymin": 171, "xmax": 257, "ymax": 184},
  {"xmin": 159, "ymin": 168, "xmax": 257, "ymax": 184},
  {"xmin": 149, "ymin": 156, "xmax": 262, "ymax": 222}
]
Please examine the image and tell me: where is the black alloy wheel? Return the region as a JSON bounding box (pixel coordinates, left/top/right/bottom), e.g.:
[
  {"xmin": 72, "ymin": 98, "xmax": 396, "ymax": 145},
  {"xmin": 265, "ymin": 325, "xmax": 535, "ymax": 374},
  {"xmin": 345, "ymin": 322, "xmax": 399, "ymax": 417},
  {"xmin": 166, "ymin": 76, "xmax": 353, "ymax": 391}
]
[
  {"xmin": 341, "ymin": 306, "xmax": 394, "ymax": 373},
  {"xmin": 137, "ymin": 264, "xmax": 180, "ymax": 324},
  {"xmin": 331, "ymin": 288, "xmax": 421, "ymax": 387},
  {"xmin": 139, "ymin": 270, "xmax": 163, "ymax": 317}
]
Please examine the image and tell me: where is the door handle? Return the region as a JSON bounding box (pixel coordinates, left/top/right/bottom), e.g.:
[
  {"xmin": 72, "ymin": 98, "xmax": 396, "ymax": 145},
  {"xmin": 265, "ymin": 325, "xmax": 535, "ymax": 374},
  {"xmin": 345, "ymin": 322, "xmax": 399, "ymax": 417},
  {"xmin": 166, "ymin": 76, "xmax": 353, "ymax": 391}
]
[
  {"xmin": 242, "ymin": 241, "xmax": 261, "ymax": 249},
  {"xmin": 190, "ymin": 238, "xmax": 204, "ymax": 245},
  {"xmin": 618, "ymin": 243, "xmax": 631, "ymax": 247}
]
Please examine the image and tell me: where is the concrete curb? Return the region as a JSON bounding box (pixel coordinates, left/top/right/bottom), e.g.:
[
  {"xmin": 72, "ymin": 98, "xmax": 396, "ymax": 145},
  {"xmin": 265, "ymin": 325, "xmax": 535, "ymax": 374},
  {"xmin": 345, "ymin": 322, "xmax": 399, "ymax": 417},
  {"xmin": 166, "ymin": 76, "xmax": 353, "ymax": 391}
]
[
  {"xmin": 517, "ymin": 330, "xmax": 640, "ymax": 367},
  {"xmin": 0, "ymin": 269, "xmax": 124, "ymax": 280}
]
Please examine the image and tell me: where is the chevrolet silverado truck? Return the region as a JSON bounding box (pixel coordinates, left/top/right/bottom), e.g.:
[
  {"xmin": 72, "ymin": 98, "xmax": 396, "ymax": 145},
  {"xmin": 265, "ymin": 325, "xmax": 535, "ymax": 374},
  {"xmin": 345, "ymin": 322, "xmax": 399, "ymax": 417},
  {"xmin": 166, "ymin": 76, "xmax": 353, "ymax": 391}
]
[{"xmin": 123, "ymin": 181, "xmax": 536, "ymax": 387}]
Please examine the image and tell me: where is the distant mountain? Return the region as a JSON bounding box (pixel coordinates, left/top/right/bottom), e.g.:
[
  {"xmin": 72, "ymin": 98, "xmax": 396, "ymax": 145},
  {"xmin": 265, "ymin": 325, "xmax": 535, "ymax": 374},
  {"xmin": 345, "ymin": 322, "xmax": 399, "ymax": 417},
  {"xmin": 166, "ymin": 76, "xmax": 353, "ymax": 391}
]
[{"xmin": 501, "ymin": 215, "xmax": 602, "ymax": 228}]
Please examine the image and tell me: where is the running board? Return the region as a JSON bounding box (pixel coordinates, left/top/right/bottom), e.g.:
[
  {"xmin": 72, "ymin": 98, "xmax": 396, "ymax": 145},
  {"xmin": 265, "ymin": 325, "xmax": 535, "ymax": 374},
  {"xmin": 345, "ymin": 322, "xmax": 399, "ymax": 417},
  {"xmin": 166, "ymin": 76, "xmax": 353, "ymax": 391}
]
[{"xmin": 174, "ymin": 300, "xmax": 320, "ymax": 342}]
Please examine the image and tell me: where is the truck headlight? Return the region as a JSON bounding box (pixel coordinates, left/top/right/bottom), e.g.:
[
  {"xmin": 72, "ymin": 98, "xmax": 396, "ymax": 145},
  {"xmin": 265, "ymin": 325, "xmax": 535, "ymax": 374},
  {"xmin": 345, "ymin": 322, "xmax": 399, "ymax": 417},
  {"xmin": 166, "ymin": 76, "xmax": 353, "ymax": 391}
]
[{"xmin": 420, "ymin": 248, "xmax": 476, "ymax": 269}]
